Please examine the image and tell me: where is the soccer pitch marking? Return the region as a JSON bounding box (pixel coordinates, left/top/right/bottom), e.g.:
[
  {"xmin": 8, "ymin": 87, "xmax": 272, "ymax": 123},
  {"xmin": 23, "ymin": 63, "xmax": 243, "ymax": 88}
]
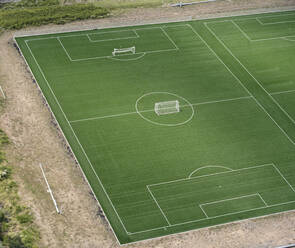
[
  {"xmin": 23, "ymin": 39, "xmax": 130, "ymax": 236},
  {"xmin": 270, "ymin": 89, "xmax": 295, "ymax": 96},
  {"xmin": 69, "ymin": 95, "xmax": 252, "ymax": 124},
  {"xmin": 108, "ymin": 52, "xmax": 146, "ymax": 61},
  {"xmin": 52, "ymin": 26, "xmax": 179, "ymax": 62},
  {"xmin": 199, "ymin": 21, "xmax": 295, "ymax": 146},
  {"xmin": 188, "ymin": 165, "xmax": 233, "ymax": 178},
  {"xmin": 20, "ymin": 14, "xmax": 295, "ymax": 239},
  {"xmin": 68, "ymin": 89, "xmax": 295, "ymax": 125},
  {"xmin": 86, "ymin": 29, "xmax": 139, "ymax": 43},
  {"xmin": 255, "ymin": 13, "xmax": 295, "ymax": 25},
  {"xmin": 205, "ymin": 13, "xmax": 295, "ymax": 42},
  {"xmin": 135, "ymin": 92, "xmax": 195, "ymax": 127},
  {"xmin": 142, "ymin": 163, "xmax": 295, "ymax": 234},
  {"xmin": 199, "ymin": 193, "xmax": 268, "ymax": 218},
  {"xmin": 231, "ymin": 20, "xmax": 295, "ymax": 42}
]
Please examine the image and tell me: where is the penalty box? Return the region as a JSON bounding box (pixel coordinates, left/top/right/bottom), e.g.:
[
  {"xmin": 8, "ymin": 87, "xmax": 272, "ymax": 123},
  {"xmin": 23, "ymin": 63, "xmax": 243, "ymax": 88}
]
[
  {"xmin": 147, "ymin": 164, "xmax": 295, "ymax": 226},
  {"xmin": 57, "ymin": 26, "xmax": 179, "ymax": 61}
]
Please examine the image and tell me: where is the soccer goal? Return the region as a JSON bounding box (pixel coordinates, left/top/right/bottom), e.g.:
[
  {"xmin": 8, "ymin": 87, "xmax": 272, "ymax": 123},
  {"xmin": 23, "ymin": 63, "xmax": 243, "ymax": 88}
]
[
  {"xmin": 112, "ymin": 46, "xmax": 135, "ymax": 56},
  {"xmin": 154, "ymin": 100, "xmax": 180, "ymax": 116}
]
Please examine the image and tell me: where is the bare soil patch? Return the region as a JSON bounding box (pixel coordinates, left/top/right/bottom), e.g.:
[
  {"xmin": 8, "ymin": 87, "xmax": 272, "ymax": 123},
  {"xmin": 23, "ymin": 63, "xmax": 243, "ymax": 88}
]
[{"xmin": 1, "ymin": 1, "xmax": 295, "ymax": 247}]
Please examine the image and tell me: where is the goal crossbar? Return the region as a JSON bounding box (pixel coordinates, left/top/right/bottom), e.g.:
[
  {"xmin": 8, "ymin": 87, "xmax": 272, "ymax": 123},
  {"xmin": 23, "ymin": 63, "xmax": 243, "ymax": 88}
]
[{"xmin": 112, "ymin": 46, "xmax": 135, "ymax": 56}]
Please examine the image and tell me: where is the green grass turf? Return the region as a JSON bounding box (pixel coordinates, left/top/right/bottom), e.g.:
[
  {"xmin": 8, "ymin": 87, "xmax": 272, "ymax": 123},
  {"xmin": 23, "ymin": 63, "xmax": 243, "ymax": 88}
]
[{"xmin": 15, "ymin": 10, "xmax": 295, "ymax": 244}]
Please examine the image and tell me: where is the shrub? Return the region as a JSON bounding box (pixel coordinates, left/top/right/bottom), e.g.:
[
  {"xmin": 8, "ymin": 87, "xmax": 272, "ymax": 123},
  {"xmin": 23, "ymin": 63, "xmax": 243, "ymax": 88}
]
[
  {"xmin": 16, "ymin": 214, "xmax": 33, "ymax": 224},
  {"xmin": 4, "ymin": 235, "xmax": 25, "ymax": 248},
  {"xmin": 0, "ymin": 4, "xmax": 109, "ymax": 30}
]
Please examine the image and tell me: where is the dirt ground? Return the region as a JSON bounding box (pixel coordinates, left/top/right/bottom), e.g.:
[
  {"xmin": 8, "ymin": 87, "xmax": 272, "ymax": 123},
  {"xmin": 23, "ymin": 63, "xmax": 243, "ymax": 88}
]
[{"xmin": 1, "ymin": 1, "xmax": 295, "ymax": 247}]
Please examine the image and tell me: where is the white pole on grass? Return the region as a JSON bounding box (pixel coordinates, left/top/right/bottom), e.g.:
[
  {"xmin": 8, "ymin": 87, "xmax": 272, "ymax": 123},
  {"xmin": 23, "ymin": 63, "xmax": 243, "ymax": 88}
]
[
  {"xmin": 39, "ymin": 163, "xmax": 61, "ymax": 214},
  {"xmin": 0, "ymin": 86, "xmax": 5, "ymax": 99}
]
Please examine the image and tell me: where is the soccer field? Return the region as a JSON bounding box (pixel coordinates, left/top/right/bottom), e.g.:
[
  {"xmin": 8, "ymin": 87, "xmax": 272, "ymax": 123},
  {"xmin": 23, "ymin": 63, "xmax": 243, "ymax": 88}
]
[{"xmin": 15, "ymin": 10, "xmax": 295, "ymax": 244}]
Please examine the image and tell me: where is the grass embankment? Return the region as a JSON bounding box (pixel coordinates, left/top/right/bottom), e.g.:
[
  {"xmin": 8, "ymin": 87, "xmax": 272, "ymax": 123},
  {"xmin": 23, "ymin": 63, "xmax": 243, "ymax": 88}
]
[
  {"xmin": 0, "ymin": 100, "xmax": 39, "ymax": 247},
  {"xmin": 0, "ymin": 0, "xmax": 109, "ymax": 30}
]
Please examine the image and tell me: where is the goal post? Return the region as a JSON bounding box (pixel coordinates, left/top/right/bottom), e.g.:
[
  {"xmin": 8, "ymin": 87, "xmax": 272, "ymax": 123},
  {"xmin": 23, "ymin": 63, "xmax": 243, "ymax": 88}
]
[
  {"xmin": 112, "ymin": 46, "xmax": 135, "ymax": 56},
  {"xmin": 154, "ymin": 100, "xmax": 180, "ymax": 116}
]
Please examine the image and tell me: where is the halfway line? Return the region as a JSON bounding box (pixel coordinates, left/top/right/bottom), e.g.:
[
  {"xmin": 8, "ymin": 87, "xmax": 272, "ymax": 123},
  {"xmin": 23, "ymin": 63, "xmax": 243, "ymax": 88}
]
[{"xmin": 69, "ymin": 95, "xmax": 252, "ymax": 123}]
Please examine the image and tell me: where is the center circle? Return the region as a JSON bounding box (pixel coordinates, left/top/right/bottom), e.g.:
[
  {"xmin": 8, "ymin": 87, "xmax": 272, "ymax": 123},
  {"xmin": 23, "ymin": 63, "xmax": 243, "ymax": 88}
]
[{"xmin": 135, "ymin": 92, "xmax": 195, "ymax": 126}]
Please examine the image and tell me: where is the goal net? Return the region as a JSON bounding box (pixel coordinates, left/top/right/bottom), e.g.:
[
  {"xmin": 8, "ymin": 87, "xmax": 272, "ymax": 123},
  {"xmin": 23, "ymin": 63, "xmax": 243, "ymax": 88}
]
[
  {"xmin": 154, "ymin": 100, "xmax": 180, "ymax": 116},
  {"xmin": 112, "ymin": 46, "xmax": 135, "ymax": 56}
]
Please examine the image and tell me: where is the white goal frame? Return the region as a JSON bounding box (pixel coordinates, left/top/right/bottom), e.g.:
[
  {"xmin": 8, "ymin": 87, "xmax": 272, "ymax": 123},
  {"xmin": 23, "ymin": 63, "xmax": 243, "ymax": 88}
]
[
  {"xmin": 154, "ymin": 100, "xmax": 180, "ymax": 116},
  {"xmin": 112, "ymin": 46, "xmax": 135, "ymax": 56}
]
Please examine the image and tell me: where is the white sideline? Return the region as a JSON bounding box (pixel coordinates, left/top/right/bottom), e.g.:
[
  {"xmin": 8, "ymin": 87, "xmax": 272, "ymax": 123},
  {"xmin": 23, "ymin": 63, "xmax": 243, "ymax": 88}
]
[
  {"xmin": 39, "ymin": 163, "xmax": 60, "ymax": 214},
  {"xmin": 21, "ymin": 39, "xmax": 128, "ymax": 240},
  {"xmin": 142, "ymin": 163, "xmax": 295, "ymax": 235},
  {"xmin": 200, "ymin": 22, "xmax": 295, "ymax": 145},
  {"xmin": 206, "ymin": 19, "xmax": 295, "ymax": 129},
  {"xmin": 204, "ymin": 20, "xmax": 295, "ymax": 122}
]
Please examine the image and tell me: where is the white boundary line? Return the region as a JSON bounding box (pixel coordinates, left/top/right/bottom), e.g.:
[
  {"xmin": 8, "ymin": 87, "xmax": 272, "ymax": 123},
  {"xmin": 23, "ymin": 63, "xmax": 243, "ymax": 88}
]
[
  {"xmin": 282, "ymin": 37, "xmax": 295, "ymax": 42},
  {"xmin": 199, "ymin": 22, "xmax": 295, "ymax": 145},
  {"xmin": 13, "ymin": 9, "xmax": 295, "ymax": 245},
  {"xmin": 205, "ymin": 20, "xmax": 295, "ymax": 124},
  {"xmin": 16, "ymin": 38, "xmax": 126, "ymax": 243},
  {"xmin": 199, "ymin": 193, "xmax": 267, "ymax": 217},
  {"xmin": 231, "ymin": 20, "xmax": 295, "ymax": 42},
  {"xmin": 199, "ymin": 204, "xmax": 209, "ymax": 218},
  {"xmin": 258, "ymin": 193, "xmax": 268, "ymax": 206},
  {"xmin": 70, "ymin": 95, "xmax": 251, "ymax": 124},
  {"xmin": 146, "ymin": 185, "xmax": 171, "ymax": 226},
  {"xmin": 270, "ymin": 89, "xmax": 295, "ymax": 96},
  {"xmin": 148, "ymin": 163, "xmax": 271, "ymax": 187},
  {"xmin": 188, "ymin": 165, "xmax": 233, "ymax": 178},
  {"xmin": 39, "ymin": 163, "xmax": 60, "ymax": 214},
  {"xmin": 108, "ymin": 52, "xmax": 146, "ymax": 61},
  {"xmin": 256, "ymin": 13, "xmax": 295, "ymax": 25},
  {"xmin": 0, "ymin": 85, "xmax": 5, "ymax": 99},
  {"xmin": 87, "ymin": 29, "xmax": 139, "ymax": 42},
  {"xmin": 272, "ymin": 164, "xmax": 295, "ymax": 193},
  {"xmin": 24, "ymin": 40, "xmax": 130, "ymax": 233},
  {"xmin": 160, "ymin": 27, "xmax": 179, "ymax": 50},
  {"xmin": 56, "ymin": 38, "xmax": 73, "ymax": 61},
  {"xmin": 29, "ymin": 26, "xmax": 179, "ymax": 62},
  {"xmin": 200, "ymin": 194, "xmax": 265, "ymax": 206},
  {"xmin": 141, "ymin": 163, "xmax": 295, "ymax": 235}
]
